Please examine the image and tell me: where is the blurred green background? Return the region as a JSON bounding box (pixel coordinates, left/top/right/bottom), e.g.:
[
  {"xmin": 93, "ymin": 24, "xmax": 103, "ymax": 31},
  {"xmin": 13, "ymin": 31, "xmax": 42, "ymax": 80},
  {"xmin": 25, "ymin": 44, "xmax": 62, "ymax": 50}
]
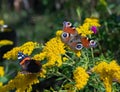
[{"xmin": 0, "ymin": 0, "xmax": 120, "ymax": 61}]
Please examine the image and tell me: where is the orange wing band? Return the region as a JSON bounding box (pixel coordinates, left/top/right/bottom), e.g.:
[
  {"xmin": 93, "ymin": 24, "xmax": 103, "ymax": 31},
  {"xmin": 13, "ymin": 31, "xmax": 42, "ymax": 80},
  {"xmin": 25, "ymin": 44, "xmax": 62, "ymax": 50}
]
[{"xmin": 20, "ymin": 57, "xmax": 31, "ymax": 65}]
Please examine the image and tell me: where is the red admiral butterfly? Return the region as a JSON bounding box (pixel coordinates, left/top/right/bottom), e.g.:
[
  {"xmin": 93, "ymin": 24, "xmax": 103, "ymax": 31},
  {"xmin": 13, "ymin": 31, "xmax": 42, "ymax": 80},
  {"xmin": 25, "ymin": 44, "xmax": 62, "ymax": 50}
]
[
  {"xmin": 18, "ymin": 52, "xmax": 42, "ymax": 74},
  {"xmin": 61, "ymin": 21, "xmax": 96, "ymax": 50}
]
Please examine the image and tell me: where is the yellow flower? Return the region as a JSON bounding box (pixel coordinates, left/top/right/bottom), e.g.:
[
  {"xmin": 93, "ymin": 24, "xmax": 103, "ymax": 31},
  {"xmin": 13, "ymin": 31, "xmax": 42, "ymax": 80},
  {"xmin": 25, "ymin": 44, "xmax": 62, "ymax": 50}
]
[
  {"xmin": 39, "ymin": 67, "xmax": 47, "ymax": 78},
  {"xmin": 92, "ymin": 60, "xmax": 120, "ymax": 92},
  {"xmin": 3, "ymin": 41, "xmax": 38, "ymax": 60},
  {"xmin": 0, "ymin": 73, "xmax": 39, "ymax": 92},
  {"xmin": 3, "ymin": 47, "xmax": 20, "ymax": 60},
  {"xmin": 33, "ymin": 36, "xmax": 66, "ymax": 67},
  {"xmin": 73, "ymin": 67, "xmax": 89, "ymax": 90},
  {"xmin": 32, "ymin": 52, "xmax": 47, "ymax": 61},
  {"xmin": 84, "ymin": 17, "xmax": 100, "ymax": 26},
  {"xmin": 0, "ymin": 66, "xmax": 4, "ymax": 77},
  {"xmin": 0, "ymin": 40, "xmax": 13, "ymax": 47},
  {"xmin": 76, "ymin": 24, "xmax": 93, "ymax": 36},
  {"xmin": 0, "ymin": 20, "xmax": 4, "ymax": 25},
  {"xmin": 75, "ymin": 51, "xmax": 81, "ymax": 57},
  {"xmin": 76, "ymin": 17, "xmax": 100, "ymax": 36},
  {"xmin": 56, "ymin": 30, "xmax": 63, "ymax": 37},
  {"xmin": 20, "ymin": 41, "xmax": 38, "ymax": 55},
  {"xmin": 63, "ymin": 57, "xmax": 68, "ymax": 62}
]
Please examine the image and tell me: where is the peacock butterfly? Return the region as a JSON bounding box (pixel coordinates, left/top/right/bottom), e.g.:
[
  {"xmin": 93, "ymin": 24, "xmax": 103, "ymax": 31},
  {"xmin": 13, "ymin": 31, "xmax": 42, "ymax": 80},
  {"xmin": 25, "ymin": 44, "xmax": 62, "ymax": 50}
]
[{"xmin": 61, "ymin": 21, "xmax": 96, "ymax": 50}]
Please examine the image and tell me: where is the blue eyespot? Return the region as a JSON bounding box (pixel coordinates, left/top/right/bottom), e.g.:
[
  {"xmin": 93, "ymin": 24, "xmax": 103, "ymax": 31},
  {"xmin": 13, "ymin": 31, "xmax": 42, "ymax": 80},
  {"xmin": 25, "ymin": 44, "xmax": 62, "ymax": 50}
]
[
  {"xmin": 61, "ymin": 32, "xmax": 69, "ymax": 39},
  {"xmin": 63, "ymin": 33, "xmax": 67, "ymax": 37},
  {"xmin": 76, "ymin": 43, "xmax": 83, "ymax": 50}
]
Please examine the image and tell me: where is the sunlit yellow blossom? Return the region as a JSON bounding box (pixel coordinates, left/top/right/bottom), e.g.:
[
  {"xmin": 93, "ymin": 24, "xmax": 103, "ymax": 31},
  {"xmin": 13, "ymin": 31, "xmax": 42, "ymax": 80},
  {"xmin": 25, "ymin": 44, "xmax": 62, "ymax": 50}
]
[
  {"xmin": 0, "ymin": 20, "xmax": 4, "ymax": 25},
  {"xmin": 73, "ymin": 67, "xmax": 89, "ymax": 90},
  {"xmin": 33, "ymin": 36, "xmax": 65, "ymax": 67},
  {"xmin": 63, "ymin": 57, "xmax": 68, "ymax": 62},
  {"xmin": 3, "ymin": 41, "xmax": 38, "ymax": 60},
  {"xmin": 0, "ymin": 66, "xmax": 4, "ymax": 77},
  {"xmin": 92, "ymin": 60, "xmax": 120, "ymax": 92},
  {"xmin": 75, "ymin": 51, "xmax": 81, "ymax": 57},
  {"xmin": 32, "ymin": 52, "xmax": 47, "ymax": 61},
  {"xmin": 0, "ymin": 40, "xmax": 13, "ymax": 47},
  {"xmin": 39, "ymin": 67, "xmax": 47, "ymax": 78},
  {"xmin": 109, "ymin": 60, "xmax": 120, "ymax": 83},
  {"xmin": 76, "ymin": 23, "xmax": 93, "ymax": 36},
  {"xmin": 56, "ymin": 30, "xmax": 63, "ymax": 37},
  {"xmin": 0, "ymin": 73, "xmax": 39, "ymax": 92},
  {"xmin": 76, "ymin": 17, "xmax": 100, "ymax": 36},
  {"xmin": 0, "ymin": 67, "xmax": 4, "ymax": 87},
  {"xmin": 20, "ymin": 41, "xmax": 38, "ymax": 55},
  {"xmin": 84, "ymin": 18, "xmax": 100, "ymax": 26},
  {"xmin": 3, "ymin": 47, "xmax": 20, "ymax": 60}
]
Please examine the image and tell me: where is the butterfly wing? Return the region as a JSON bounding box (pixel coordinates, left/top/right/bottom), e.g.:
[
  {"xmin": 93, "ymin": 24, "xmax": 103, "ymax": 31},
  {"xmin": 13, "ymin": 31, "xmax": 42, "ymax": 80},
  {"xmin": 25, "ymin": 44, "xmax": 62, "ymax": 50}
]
[
  {"xmin": 68, "ymin": 35, "xmax": 83, "ymax": 50},
  {"xmin": 18, "ymin": 52, "xmax": 41, "ymax": 74},
  {"xmin": 68, "ymin": 35, "xmax": 97, "ymax": 50},
  {"xmin": 81, "ymin": 37, "xmax": 90, "ymax": 48},
  {"xmin": 18, "ymin": 52, "xmax": 26, "ymax": 62},
  {"xmin": 61, "ymin": 21, "xmax": 77, "ymax": 44},
  {"xmin": 27, "ymin": 60, "xmax": 42, "ymax": 73},
  {"xmin": 63, "ymin": 21, "xmax": 78, "ymax": 35},
  {"xmin": 18, "ymin": 52, "xmax": 30, "ymax": 65},
  {"xmin": 61, "ymin": 32, "xmax": 71, "ymax": 44},
  {"xmin": 81, "ymin": 37, "xmax": 97, "ymax": 48}
]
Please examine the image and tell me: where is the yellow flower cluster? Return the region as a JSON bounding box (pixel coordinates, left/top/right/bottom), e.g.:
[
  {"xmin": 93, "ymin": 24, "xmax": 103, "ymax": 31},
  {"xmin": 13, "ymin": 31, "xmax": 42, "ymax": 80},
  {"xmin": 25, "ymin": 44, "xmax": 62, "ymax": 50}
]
[
  {"xmin": 3, "ymin": 41, "xmax": 38, "ymax": 60},
  {"xmin": 75, "ymin": 51, "xmax": 81, "ymax": 57},
  {"xmin": 0, "ymin": 66, "xmax": 4, "ymax": 77},
  {"xmin": 33, "ymin": 36, "xmax": 66, "ymax": 67},
  {"xmin": 92, "ymin": 60, "xmax": 120, "ymax": 92},
  {"xmin": 0, "ymin": 66, "xmax": 5, "ymax": 86},
  {"xmin": 76, "ymin": 17, "xmax": 100, "ymax": 36},
  {"xmin": 73, "ymin": 67, "xmax": 89, "ymax": 90},
  {"xmin": 56, "ymin": 30, "xmax": 63, "ymax": 37},
  {"xmin": 0, "ymin": 40, "xmax": 13, "ymax": 47},
  {"xmin": 84, "ymin": 17, "xmax": 101, "ymax": 26},
  {"xmin": 39, "ymin": 67, "xmax": 47, "ymax": 78},
  {"xmin": 0, "ymin": 73, "xmax": 39, "ymax": 92}
]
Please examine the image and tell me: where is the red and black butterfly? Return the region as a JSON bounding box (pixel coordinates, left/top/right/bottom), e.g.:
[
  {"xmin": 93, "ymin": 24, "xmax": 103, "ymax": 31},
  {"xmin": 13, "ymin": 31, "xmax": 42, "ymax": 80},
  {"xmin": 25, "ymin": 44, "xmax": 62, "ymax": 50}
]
[
  {"xmin": 18, "ymin": 52, "xmax": 42, "ymax": 74},
  {"xmin": 61, "ymin": 21, "xmax": 96, "ymax": 50}
]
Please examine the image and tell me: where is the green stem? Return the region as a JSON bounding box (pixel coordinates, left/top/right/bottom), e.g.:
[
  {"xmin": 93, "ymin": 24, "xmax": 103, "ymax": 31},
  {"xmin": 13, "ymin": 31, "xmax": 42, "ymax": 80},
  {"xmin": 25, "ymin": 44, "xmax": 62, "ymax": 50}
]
[
  {"xmin": 91, "ymin": 48, "xmax": 94, "ymax": 59},
  {"xmin": 81, "ymin": 50, "xmax": 89, "ymax": 70},
  {"xmin": 47, "ymin": 72, "xmax": 73, "ymax": 83},
  {"xmin": 106, "ymin": 6, "xmax": 112, "ymax": 15},
  {"xmin": 56, "ymin": 72, "xmax": 73, "ymax": 82},
  {"xmin": 64, "ymin": 54, "xmax": 76, "ymax": 64},
  {"xmin": 62, "ymin": 62, "xmax": 73, "ymax": 66}
]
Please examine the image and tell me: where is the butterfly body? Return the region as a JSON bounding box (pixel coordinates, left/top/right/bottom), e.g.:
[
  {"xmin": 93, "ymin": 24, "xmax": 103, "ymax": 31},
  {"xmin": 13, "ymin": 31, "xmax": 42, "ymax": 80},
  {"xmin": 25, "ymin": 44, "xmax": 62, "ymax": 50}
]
[
  {"xmin": 18, "ymin": 52, "xmax": 42, "ymax": 74},
  {"xmin": 61, "ymin": 21, "xmax": 97, "ymax": 50}
]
